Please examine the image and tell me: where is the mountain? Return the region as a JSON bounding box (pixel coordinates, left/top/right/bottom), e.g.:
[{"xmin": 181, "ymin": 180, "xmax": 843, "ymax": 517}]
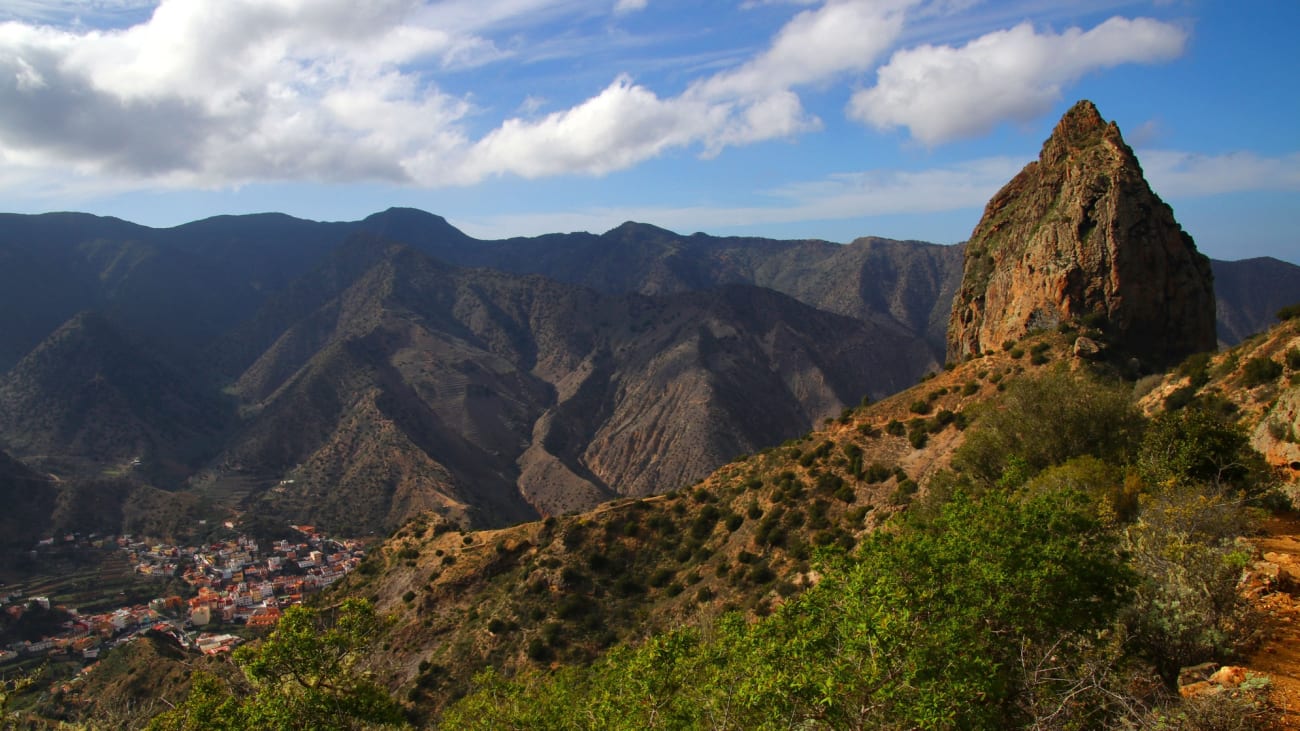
[
  {"xmin": 0, "ymin": 207, "xmax": 1290, "ymax": 378},
  {"xmin": 0, "ymin": 448, "xmax": 55, "ymax": 550},
  {"xmin": 948, "ymin": 100, "xmax": 1216, "ymax": 369},
  {"xmin": 210, "ymin": 238, "xmax": 931, "ymax": 534},
  {"xmin": 0, "ymin": 200, "xmax": 1293, "ymax": 536},
  {"xmin": 1211, "ymin": 257, "xmax": 1300, "ymax": 345},
  {"xmin": 0, "ymin": 311, "xmax": 232, "ymax": 481}
]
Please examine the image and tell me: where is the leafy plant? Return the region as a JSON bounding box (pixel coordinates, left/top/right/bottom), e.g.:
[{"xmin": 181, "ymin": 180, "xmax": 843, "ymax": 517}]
[{"xmin": 148, "ymin": 599, "xmax": 404, "ymax": 731}]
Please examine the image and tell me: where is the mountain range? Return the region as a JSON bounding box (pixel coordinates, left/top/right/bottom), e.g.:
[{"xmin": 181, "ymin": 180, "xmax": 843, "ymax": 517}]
[{"xmin": 0, "ymin": 206, "xmax": 1297, "ymax": 536}]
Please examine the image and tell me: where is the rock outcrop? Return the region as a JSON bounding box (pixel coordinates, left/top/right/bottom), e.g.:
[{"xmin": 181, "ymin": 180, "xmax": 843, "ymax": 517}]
[{"xmin": 948, "ymin": 100, "xmax": 1216, "ymax": 368}]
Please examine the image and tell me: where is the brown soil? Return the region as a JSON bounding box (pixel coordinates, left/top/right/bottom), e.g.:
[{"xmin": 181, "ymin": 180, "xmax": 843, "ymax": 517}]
[{"xmin": 1246, "ymin": 512, "xmax": 1300, "ymax": 728}]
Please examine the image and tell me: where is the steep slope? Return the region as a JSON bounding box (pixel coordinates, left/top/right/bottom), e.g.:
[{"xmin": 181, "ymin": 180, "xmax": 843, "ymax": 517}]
[
  {"xmin": 0, "ymin": 213, "xmax": 262, "ymax": 371},
  {"xmin": 395, "ymin": 214, "xmax": 963, "ymax": 358},
  {"xmin": 0, "ymin": 209, "xmax": 1288, "ymax": 379},
  {"xmin": 1212, "ymin": 257, "xmax": 1300, "ymax": 346},
  {"xmin": 0, "ymin": 311, "xmax": 232, "ymax": 480},
  {"xmin": 214, "ymin": 240, "xmax": 930, "ymax": 533},
  {"xmin": 0, "ymin": 449, "xmax": 56, "ymax": 550},
  {"xmin": 333, "ymin": 324, "xmax": 1081, "ymax": 718},
  {"xmin": 948, "ymin": 100, "xmax": 1216, "ymax": 369}
]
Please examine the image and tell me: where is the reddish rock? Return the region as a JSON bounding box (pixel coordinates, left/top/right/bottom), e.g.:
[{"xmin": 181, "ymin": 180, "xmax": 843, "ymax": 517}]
[
  {"xmin": 948, "ymin": 100, "xmax": 1216, "ymax": 369},
  {"xmin": 1208, "ymin": 665, "xmax": 1248, "ymax": 687}
]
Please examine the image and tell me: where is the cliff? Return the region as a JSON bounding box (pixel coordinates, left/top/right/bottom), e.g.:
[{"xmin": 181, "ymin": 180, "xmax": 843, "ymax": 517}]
[{"xmin": 947, "ymin": 100, "xmax": 1216, "ymax": 368}]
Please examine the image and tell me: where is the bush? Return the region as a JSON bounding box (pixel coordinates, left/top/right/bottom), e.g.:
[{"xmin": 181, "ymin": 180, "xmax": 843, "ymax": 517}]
[
  {"xmin": 1163, "ymin": 385, "xmax": 1197, "ymax": 411},
  {"xmin": 908, "ymin": 400, "xmax": 931, "ymax": 415},
  {"xmin": 1122, "ymin": 483, "xmax": 1254, "ymax": 683},
  {"xmin": 1240, "ymin": 355, "xmax": 1282, "ymax": 387},
  {"xmin": 1277, "ymin": 302, "xmax": 1300, "ymax": 321},
  {"xmin": 954, "ymin": 369, "xmax": 1143, "ymax": 489},
  {"xmin": 526, "ymin": 638, "xmax": 553, "ymax": 662},
  {"xmin": 1138, "ymin": 408, "xmax": 1272, "ymax": 497},
  {"xmin": 885, "ymin": 419, "xmax": 905, "ymax": 436},
  {"xmin": 907, "ymin": 429, "xmax": 928, "ymax": 449},
  {"xmin": 1178, "ymin": 351, "xmax": 1213, "ymax": 387}
]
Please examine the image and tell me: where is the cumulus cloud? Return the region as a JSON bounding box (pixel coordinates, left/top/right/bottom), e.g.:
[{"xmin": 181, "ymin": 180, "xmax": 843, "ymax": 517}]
[
  {"xmin": 848, "ymin": 16, "xmax": 1187, "ymax": 144},
  {"xmin": 0, "ymin": 0, "xmax": 915, "ymax": 192},
  {"xmin": 0, "ymin": 0, "xmax": 500, "ymax": 188},
  {"xmin": 693, "ymin": 0, "xmax": 914, "ymax": 99},
  {"xmin": 0, "ymin": 0, "xmax": 1206, "ymax": 199},
  {"xmin": 467, "ymin": 0, "xmax": 916, "ymax": 178},
  {"xmin": 456, "ymin": 75, "xmax": 723, "ymax": 180}
]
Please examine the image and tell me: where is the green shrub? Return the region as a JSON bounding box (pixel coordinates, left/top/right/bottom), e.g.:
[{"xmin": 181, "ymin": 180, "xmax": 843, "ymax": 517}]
[
  {"xmin": 907, "ymin": 429, "xmax": 928, "ymax": 449},
  {"xmin": 1178, "ymin": 351, "xmax": 1213, "ymax": 387},
  {"xmin": 908, "ymin": 400, "xmax": 931, "ymax": 415},
  {"xmin": 954, "ymin": 369, "xmax": 1143, "ymax": 489},
  {"xmin": 1240, "ymin": 355, "xmax": 1282, "ymax": 387},
  {"xmin": 1163, "ymin": 385, "xmax": 1197, "ymax": 411},
  {"xmin": 1277, "ymin": 302, "xmax": 1300, "ymax": 321}
]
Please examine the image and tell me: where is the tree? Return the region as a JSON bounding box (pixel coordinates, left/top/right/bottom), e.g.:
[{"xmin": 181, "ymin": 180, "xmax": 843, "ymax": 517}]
[
  {"xmin": 148, "ymin": 599, "xmax": 405, "ymax": 731},
  {"xmin": 1137, "ymin": 407, "xmax": 1273, "ymax": 498},
  {"xmin": 953, "ymin": 368, "xmax": 1143, "ymax": 489}
]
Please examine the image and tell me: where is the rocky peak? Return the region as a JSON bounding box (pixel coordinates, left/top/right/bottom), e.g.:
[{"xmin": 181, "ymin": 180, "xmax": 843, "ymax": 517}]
[{"xmin": 947, "ymin": 100, "xmax": 1216, "ymax": 369}]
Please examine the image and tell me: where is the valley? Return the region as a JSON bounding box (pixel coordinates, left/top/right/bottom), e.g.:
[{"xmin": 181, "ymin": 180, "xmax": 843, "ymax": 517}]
[{"xmin": 0, "ymin": 99, "xmax": 1297, "ymax": 728}]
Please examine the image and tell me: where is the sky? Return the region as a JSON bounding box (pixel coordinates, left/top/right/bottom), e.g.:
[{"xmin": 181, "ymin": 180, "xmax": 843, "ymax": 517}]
[{"xmin": 0, "ymin": 0, "xmax": 1296, "ymax": 263}]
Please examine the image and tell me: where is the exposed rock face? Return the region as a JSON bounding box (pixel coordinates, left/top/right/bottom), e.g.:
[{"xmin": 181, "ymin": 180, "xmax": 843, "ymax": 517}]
[{"xmin": 948, "ymin": 100, "xmax": 1216, "ymax": 368}]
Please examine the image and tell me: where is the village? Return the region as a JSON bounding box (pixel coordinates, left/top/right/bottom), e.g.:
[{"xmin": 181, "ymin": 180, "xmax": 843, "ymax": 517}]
[{"xmin": 0, "ymin": 525, "xmax": 366, "ymax": 668}]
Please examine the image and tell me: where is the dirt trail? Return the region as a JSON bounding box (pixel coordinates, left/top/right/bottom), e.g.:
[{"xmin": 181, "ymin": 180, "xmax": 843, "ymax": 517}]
[{"xmin": 1246, "ymin": 512, "xmax": 1300, "ymax": 728}]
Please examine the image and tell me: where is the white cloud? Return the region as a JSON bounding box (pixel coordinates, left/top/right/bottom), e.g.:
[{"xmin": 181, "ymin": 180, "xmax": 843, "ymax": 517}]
[
  {"xmin": 455, "ymin": 75, "xmax": 723, "ymax": 181},
  {"xmin": 0, "ymin": 0, "xmax": 1212, "ymax": 202},
  {"xmin": 848, "ymin": 16, "xmax": 1187, "ymax": 144},
  {"xmin": 451, "ymin": 146, "xmax": 1300, "ymax": 248},
  {"xmin": 692, "ymin": 0, "xmax": 914, "ymax": 99},
  {"xmin": 1139, "ymin": 149, "xmax": 1300, "ymax": 198},
  {"xmin": 0, "ymin": 0, "xmax": 906, "ymax": 193},
  {"xmin": 461, "ymin": 0, "xmax": 915, "ymax": 181},
  {"xmin": 453, "ymin": 156, "xmax": 1024, "ymax": 238}
]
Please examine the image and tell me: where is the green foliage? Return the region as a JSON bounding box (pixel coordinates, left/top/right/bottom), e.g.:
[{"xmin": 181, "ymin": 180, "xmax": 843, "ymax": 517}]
[
  {"xmin": 1277, "ymin": 302, "xmax": 1300, "ymax": 321},
  {"xmin": 443, "ymin": 490, "xmax": 1132, "ymax": 730},
  {"xmin": 1178, "ymin": 351, "xmax": 1213, "ymax": 388},
  {"xmin": 1163, "ymin": 384, "xmax": 1197, "ymax": 411},
  {"xmin": 954, "ymin": 368, "xmax": 1144, "ymax": 488},
  {"xmin": 1240, "ymin": 355, "xmax": 1282, "ymax": 387},
  {"xmin": 148, "ymin": 599, "xmax": 405, "ymax": 731},
  {"xmin": 1121, "ymin": 483, "xmax": 1256, "ymax": 683},
  {"xmin": 1137, "ymin": 407, "xmax": 1272, "ymax": 497}
]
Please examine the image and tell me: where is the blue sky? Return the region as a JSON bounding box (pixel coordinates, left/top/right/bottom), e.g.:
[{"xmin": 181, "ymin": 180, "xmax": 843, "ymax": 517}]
[{"xmin": 0, "ymin": 1, "xmax": 1296, "ymax": 263}]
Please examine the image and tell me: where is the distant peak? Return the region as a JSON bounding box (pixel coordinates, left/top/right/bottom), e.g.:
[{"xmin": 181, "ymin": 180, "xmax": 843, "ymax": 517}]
[
  {"xmin": 603, "ymin": 221, "xmax": 677, "ymax": 239},
  {"xmin": 364, "ymin": 207, "xmax": 449, "ymax": 226},
  {"xmin": 359, "ymin": 207, "xmax": 472, "ymax": 243}
]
